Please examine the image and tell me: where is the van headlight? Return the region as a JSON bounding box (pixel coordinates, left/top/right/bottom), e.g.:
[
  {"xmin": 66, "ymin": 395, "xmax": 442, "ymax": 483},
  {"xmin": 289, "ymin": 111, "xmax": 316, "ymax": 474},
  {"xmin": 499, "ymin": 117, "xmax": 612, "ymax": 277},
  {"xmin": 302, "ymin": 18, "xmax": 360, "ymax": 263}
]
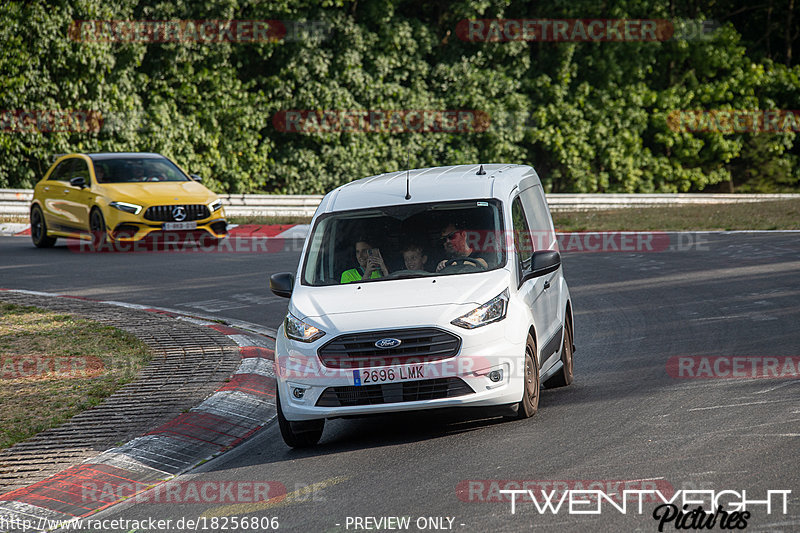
[
  {"xmin": 284, "ymin": 312, "xmax": 326, "ymax": 342},
  {"xmin": 451, "ymin": 289, "xmax": 509, "ymax": 329},
  {"xmin": 109, "ymin": 201, "xmax": 142, "ymax": 215},
  {"xmin": 209, "ymin": 199, "xmax": 222, "ymax": 212}
]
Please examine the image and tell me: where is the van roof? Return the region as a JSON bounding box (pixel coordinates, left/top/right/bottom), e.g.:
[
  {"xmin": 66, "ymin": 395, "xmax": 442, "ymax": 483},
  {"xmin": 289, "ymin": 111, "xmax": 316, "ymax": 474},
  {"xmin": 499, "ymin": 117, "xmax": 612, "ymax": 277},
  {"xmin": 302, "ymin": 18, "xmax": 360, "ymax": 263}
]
[{"xmin": 324, "ymin": 164, "xmax": 540, "ymax": 212}]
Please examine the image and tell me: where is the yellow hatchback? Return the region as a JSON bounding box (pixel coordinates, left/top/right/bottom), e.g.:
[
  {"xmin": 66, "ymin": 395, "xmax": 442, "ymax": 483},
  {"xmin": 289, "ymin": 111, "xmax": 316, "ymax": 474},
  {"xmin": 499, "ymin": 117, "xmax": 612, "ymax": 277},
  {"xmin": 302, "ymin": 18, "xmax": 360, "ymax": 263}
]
[{"xmin": 30, "ymin": 152, "xmax": 227, "ymax": 247}]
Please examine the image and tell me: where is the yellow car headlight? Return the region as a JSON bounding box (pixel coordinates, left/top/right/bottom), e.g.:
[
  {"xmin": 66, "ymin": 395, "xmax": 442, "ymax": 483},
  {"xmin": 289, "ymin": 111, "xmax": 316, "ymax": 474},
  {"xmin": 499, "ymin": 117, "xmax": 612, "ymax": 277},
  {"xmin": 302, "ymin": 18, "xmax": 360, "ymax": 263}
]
[{"xmin": 109, "ymin": 201, "xmax": 142, "ymax": 215}]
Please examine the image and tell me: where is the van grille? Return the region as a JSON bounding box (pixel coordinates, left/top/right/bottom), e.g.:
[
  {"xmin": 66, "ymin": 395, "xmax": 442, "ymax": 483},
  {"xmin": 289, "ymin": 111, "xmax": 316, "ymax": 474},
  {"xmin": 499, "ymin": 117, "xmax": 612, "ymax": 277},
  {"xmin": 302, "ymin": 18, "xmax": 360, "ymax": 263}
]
[
  {"xmin": 144, "ymin": 204, "xmax": 210, "ymax": 222},
  {"xmin": 315, "ymin": 378, "xmax": 474, "ymax": 407},
  {"xmin": 317, "ymin": 328, "xmax": 461, "ymax": 369}
]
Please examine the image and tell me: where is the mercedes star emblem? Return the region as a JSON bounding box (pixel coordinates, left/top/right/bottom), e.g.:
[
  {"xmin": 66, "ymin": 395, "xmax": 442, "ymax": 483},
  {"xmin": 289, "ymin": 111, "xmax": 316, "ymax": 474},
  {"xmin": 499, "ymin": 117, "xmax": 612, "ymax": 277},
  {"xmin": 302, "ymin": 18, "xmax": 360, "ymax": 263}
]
[{"xmin": 172, "ymin": 206, "xmax": 187, "ymax": 221}]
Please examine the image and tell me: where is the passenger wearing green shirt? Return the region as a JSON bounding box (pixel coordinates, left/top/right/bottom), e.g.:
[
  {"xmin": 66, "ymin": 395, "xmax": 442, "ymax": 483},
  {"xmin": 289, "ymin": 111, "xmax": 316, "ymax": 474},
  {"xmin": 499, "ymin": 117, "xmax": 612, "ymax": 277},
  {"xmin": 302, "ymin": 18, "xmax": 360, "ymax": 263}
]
[{"xmin": 341, "ymin": 239, "xmax": 388, "ymax": 283}]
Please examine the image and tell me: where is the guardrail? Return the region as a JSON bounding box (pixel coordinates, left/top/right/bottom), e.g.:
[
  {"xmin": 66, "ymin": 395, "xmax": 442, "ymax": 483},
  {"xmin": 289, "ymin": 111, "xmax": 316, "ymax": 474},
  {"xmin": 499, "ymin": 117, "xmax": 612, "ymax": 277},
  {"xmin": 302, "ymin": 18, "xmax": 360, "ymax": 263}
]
[{"xmin": 2, "ymin": 189, "xmax": 799, "ymax": 218}]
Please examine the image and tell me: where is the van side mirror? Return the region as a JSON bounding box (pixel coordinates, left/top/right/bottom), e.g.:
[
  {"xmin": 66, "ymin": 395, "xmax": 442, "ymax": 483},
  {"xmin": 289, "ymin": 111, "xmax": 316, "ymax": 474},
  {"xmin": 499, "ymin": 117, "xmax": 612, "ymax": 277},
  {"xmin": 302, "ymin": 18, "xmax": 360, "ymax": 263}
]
[
  {"xmin": 190, "ymin": 174, "xmax": 202, "ymax": 182},
  {"xmin": 521, "ymin": 250, "xmax": 561, "ymax": 285},
  {"xmin": 270, "ymin": 272, "xmax": 295, "ymax": 298},
  {"xmin": 70, "ymin": 176, "xmax": 87, "ymax": 188}
]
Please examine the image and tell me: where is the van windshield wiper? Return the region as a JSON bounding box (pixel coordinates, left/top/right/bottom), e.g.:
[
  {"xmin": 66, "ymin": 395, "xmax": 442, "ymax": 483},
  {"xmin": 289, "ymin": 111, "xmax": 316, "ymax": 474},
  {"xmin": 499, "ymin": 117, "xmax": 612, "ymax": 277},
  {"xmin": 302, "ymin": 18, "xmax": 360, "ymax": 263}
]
[{"xmin": 386, "ymin": 271, "xmax": 434, "ymax": 281}]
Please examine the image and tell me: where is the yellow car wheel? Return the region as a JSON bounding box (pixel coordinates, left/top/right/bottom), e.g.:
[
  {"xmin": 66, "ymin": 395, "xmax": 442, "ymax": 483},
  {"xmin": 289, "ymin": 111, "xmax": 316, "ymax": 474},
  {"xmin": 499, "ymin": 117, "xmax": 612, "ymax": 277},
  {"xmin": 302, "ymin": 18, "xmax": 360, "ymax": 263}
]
[
  {"xmin": 89, "ymin": 208, "xmax": 109, "ymax": 245},
  {"xmin": 30, "ymin": 205, "xmax": 57, "ymax": 248}
]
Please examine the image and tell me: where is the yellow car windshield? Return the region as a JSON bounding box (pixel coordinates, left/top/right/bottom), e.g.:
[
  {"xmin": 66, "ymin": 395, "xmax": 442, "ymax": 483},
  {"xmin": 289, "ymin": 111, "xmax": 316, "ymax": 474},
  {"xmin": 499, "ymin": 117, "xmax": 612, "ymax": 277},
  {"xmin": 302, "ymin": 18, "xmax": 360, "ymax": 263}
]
[{"xmin": 91, "ymin": 157, "xmax": 190, "ymax": 183}]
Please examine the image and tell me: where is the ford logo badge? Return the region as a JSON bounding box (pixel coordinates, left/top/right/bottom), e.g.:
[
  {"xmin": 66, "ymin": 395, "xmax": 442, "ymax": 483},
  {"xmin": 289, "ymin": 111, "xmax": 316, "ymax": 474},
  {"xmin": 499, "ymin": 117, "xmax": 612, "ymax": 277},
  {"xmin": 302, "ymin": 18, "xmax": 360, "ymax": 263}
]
[{"xmin": 375, "ymin": 338, "xmax": 401, "ymax": 349}]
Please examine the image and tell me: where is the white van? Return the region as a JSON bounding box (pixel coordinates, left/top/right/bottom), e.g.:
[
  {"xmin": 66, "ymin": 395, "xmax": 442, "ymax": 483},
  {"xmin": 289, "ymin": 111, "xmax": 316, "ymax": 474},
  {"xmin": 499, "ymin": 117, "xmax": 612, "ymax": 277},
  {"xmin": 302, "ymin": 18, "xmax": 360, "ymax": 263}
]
[{"xmin": 269, "ymin": 164, "xmax": 574, "ymax": 447}]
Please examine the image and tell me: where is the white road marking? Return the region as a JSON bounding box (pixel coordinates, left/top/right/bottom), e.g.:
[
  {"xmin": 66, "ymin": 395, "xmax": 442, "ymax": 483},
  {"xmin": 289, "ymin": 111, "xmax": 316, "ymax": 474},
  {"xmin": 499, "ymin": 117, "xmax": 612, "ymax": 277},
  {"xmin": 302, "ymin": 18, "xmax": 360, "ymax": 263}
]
[
  {"xmin": 235, "ymin": 357, "xmax": 275, "ymax": 377},
  {"xmin": 580, "ymin": 260, "xmax": 800, "ymax": 293},
  {"xmin": 688, "ymin": 398, "xmax": 798, "ymax": 411},
  {"xmin": 91, "ymin": 449, "xmax": 172, "ymax": 477},
  {"xmin": 100, "ymin": 300, "xmax": 150, "ymax": 309},
  {"xmin": 177, "ymin": 299, "xmax": 251, "ymax": 312},
  {"xmin": 175, "ymin": 316, "xmax": 217, "ymax": 326},
  {"xmin": 2, "ymin": 289, "xmax": 279, "ymax": 336},
  {"xmin": 228, "ymin": 334, "xmax": 274, "ymax": 349},
  {"xmin": 193, "ymin": 390, "xmax": 275, "ymax": 424},
  {"xmin": 0, "ymin": 500, "xmax": 74, "ymax": 525},
  {"xmin": 229, "ymin": 292, "xmax": 285, "ymax": 305},
  {"xmin": 753, "ymin": 381, "xmax": 800, "ymax": 395}
]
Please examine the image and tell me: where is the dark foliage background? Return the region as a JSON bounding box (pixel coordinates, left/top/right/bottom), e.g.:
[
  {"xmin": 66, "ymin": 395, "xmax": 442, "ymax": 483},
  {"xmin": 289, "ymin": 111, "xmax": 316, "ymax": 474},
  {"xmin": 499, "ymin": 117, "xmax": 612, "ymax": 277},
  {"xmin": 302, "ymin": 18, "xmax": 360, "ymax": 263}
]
[{"xmin": 1, "ymin": 0, "xmax": 798, "ymax": 193}]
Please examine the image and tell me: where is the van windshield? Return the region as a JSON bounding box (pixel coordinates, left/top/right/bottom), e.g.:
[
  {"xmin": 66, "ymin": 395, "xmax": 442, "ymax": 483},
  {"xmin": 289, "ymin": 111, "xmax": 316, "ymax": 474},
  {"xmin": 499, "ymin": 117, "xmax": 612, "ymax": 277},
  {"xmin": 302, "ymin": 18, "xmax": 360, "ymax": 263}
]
[{"xmin": 302, "ymin": 199, "xmax": 506, "ymax": 286}]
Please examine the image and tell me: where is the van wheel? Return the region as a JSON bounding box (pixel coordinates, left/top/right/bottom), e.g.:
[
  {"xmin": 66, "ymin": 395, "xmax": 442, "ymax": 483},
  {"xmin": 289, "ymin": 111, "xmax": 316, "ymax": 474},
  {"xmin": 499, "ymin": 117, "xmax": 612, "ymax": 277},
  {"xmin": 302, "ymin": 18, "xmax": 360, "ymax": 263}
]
[
  {"xmin": 516, "ymin": 334, "xmax": 540, "ymax": 418},
  {"xmin": 277, "ymin": 392, "xmax": 324, "ymax": 448},
  {"xmin": 31, "ymin": 206, "xmax": 56, "ymax": 248},
  {"xmin": 545, "ymin": 319, "xmax": 574, "ymax": 388}
]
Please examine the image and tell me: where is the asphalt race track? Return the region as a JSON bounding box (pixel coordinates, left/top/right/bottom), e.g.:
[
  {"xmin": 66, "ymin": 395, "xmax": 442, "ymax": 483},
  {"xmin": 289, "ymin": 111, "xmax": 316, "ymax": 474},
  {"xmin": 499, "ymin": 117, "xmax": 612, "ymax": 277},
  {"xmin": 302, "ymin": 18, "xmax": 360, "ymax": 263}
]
[{"xmin": 1, "ymin": 232, "xmax": 799, "ymax": 532}]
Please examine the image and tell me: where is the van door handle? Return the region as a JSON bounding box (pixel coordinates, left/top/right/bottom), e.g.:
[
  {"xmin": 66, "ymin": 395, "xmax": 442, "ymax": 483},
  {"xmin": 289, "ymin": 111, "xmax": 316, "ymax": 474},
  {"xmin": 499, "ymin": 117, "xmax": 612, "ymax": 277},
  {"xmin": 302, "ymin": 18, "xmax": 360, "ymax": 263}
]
[
  {"xmin": 543, "ymin": 280, "xmax": 551, "ymax": 290},
  {"xmin": 63, "ymin": 189, "xmax": 70, "ymax": 193},
  {"xmin": 43, "ymin": 186, "xmax": 49, "ymax": 191}
]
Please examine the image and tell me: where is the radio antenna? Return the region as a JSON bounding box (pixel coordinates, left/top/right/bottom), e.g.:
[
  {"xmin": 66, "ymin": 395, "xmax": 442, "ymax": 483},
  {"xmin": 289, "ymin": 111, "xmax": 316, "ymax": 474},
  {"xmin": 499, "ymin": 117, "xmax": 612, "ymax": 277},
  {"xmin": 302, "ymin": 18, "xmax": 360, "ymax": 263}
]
[{"xmin": 404, "ymin": 152, "xmax": 411, "ymax": 200}]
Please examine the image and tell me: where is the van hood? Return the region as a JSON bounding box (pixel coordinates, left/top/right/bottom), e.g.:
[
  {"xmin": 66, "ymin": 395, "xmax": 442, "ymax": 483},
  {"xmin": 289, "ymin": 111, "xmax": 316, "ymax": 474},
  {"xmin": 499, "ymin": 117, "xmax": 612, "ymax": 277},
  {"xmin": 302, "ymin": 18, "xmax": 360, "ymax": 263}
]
[{"xmin": 292, "ymin": 269, "xmax": 511, "ymax": 321}]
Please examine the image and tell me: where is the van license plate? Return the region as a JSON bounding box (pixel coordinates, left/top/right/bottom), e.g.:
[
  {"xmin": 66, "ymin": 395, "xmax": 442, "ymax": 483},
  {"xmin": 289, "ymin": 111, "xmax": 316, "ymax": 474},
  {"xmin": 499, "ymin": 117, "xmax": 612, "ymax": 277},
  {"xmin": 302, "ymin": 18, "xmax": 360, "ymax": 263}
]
[
  {"xmin": 164, "ymin": 222, "xmax": 197, "ymax": 230},
  {"xmin": 352, "ymin": 366, "xmax": 425, "ymax": 386}
]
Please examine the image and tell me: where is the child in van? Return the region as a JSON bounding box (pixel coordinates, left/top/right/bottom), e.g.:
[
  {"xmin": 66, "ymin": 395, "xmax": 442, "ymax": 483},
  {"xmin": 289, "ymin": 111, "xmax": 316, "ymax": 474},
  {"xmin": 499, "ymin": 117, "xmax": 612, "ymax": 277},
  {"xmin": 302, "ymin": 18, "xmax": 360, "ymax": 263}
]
[{"xmin": 401, "ymin": 242, "xmax": 429, "ymax": 272}]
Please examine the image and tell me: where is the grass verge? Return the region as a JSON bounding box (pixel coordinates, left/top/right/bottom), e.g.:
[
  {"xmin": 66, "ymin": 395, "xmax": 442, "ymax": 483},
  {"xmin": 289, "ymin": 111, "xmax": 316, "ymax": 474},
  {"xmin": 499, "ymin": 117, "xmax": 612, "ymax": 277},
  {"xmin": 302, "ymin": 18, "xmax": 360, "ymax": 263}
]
[
  {"xmin": 231, "ymin": 200, "xmax": 800, "ymax": 231},
  {"xmin": 552, "ymin": 199, "xmax": 800, "ymax": 231},
  {"xmin": 0, "ymin": 303, "xmax": 152, "ymax": 450}
]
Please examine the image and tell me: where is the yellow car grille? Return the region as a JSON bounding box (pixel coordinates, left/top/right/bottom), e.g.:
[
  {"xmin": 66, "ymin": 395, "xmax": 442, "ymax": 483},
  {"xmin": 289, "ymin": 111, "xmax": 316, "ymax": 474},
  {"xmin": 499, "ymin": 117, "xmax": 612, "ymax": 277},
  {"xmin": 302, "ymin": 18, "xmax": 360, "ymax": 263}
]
[{"xmin": 144, "ymin": 204, "xmax": 211, "ymax": 222}]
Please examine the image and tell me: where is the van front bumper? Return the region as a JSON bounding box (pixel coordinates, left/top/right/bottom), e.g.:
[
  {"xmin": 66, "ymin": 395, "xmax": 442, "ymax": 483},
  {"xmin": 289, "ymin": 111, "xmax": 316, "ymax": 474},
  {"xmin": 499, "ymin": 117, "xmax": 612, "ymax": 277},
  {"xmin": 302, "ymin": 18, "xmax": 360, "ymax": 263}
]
[{"xmin": 275, "ymin": 323, "xmax": 527, "ymax": 421}]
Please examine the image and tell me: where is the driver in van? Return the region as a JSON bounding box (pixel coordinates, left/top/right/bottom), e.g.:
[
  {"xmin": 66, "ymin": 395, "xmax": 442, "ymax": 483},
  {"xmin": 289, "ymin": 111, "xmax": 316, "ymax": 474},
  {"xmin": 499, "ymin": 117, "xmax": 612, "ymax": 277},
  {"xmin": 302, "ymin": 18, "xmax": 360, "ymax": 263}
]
[
  {"xmin": 341, "ymin": 238, "xmax": 389, "ymax": 283},
  {"xmin": 435, "ymin": 222, "xmax": 489, "ymax": 272}
]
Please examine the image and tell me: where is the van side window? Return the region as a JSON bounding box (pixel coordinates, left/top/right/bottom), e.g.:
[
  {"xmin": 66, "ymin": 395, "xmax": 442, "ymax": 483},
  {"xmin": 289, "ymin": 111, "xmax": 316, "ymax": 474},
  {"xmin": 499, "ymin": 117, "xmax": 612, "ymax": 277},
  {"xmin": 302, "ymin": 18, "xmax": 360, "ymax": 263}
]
[
  {"xmin": 511, "ymin": 197, "xmax": 534, "ymax": 276},
  {"xmin": 519, "ymin": 185, "xmax": 556, "ymax": 251},
  {"xmin": 48, "ymin": 159, "xmax": 73, "ymax": 181}
]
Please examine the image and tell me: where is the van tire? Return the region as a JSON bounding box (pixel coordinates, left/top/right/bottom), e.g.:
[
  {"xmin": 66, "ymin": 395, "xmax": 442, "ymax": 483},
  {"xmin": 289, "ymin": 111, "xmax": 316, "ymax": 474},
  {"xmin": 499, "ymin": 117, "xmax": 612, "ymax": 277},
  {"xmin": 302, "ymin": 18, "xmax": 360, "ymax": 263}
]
[
  {"xmin": 277, "ymin": 393, "xmax": 324, "ymax": 448},
  {"xmin": 544, "ymin": 319, "xmax": 574, "ymax": 388},
  {"xmin": 516, "ymin": 334, "xmax": 540, "ymax": 418}
]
